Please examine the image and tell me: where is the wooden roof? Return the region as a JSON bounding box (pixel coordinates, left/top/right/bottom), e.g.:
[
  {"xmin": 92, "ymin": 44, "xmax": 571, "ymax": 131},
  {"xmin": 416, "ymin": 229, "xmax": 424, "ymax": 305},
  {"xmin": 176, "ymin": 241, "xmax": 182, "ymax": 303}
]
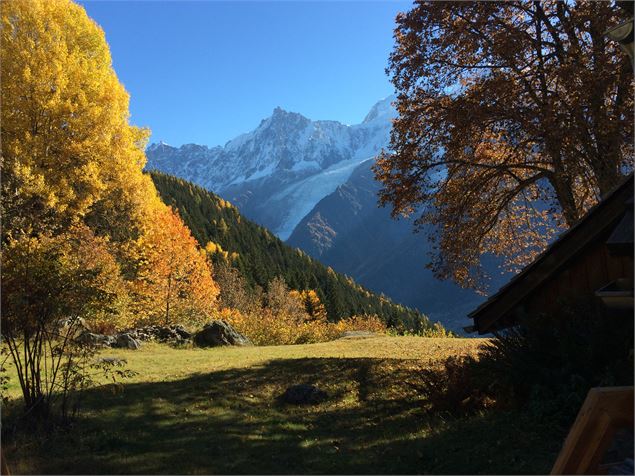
[{"xmin": 468, "ymin": 174, "xmax": 634, "ymax": 334}]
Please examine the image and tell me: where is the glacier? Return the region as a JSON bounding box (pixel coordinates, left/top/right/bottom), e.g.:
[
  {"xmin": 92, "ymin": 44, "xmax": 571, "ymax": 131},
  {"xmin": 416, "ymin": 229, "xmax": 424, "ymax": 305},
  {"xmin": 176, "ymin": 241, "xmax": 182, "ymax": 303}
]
[{"xmin": 145, "ymin": 95, "xmax": 397, "ymax": 237}]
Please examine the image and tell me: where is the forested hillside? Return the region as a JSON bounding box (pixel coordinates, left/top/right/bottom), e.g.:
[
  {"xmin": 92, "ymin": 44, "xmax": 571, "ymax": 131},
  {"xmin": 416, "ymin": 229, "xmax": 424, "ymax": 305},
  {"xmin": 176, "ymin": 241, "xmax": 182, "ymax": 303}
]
[{"xmin": 151, "ymin": 171, "xmax": 431, "ymax": 330}]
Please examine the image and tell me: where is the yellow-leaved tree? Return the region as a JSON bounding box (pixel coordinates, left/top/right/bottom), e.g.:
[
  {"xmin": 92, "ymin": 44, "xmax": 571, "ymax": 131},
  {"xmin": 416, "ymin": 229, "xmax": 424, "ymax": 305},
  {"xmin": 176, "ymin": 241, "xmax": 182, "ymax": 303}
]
[
  {"xmin": 289, "ymin": 290, "xmax": 328, "ymax": 323},
  {"xmin": 133, "ymin": 206, "xmax": 219, "ymax": 327},
  {"xmin": 1, "ymin": 0, "xmax": 156, "ymax": 238},
  {"xmin": 1, "ymin": 0, "xmax": 218, "ymax": 324},
  {"xmin": 1, "ymin": 0, "xmax": 219, "ymax": 418}
]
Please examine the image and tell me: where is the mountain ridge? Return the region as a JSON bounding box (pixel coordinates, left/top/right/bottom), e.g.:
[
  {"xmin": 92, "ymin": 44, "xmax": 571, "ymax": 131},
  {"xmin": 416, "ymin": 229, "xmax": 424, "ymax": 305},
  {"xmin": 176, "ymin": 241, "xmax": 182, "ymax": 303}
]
[{"xmin": 145, "ymin": 96, "xmax": 396, "ymax": 238}]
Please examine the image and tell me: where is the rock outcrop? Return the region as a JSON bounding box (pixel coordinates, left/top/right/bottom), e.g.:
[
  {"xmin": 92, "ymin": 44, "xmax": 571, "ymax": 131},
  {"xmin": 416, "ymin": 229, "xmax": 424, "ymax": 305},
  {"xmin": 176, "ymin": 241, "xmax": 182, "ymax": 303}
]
[
  {"xmin": 193, "ymin": 320, "xmax": 251, "ymax": 347},
  {"xmin": 112, "ymin": 333, "xmax": 141, "ymax": 350}
]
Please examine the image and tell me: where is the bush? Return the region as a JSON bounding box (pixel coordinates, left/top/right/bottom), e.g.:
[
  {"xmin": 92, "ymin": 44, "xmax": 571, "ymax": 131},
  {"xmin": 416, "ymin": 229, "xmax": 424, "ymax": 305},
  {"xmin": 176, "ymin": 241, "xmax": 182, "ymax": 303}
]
[
  {"xmin": 333, "ymin": 314, "xmax": 388, "ymax": 335},
  {"xmin": 219, "ymin": 307, "xmax": 387, "ymax": 346},
  {"xmin": 215, "ymin": 276, "xmax": 388, "ymax": 346},
  {"xmin": 478, "ymin": 297, "xmax": 633, "ymax": 423},
  {"xmin": 1, "ymin": 228, "xmax": 131, "ymax": 421},
  {"xmin": 416, "ymin": 297, "xmax": 633, "ymax": 424},
  {"xmin": 416, "ymin": 355, "xmax": 496, "ymax": 414},
  {"xmin": 389, "ymin": 321, "xmax": 456, "ymax": 338}
]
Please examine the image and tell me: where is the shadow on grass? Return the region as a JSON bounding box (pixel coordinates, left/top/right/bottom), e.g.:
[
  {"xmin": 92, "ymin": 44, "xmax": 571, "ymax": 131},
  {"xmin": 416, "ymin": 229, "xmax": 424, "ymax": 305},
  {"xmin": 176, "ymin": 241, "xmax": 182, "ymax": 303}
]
[{"xmin": 3, "ymin": 357, "xmax": 563, "ymax": 475}]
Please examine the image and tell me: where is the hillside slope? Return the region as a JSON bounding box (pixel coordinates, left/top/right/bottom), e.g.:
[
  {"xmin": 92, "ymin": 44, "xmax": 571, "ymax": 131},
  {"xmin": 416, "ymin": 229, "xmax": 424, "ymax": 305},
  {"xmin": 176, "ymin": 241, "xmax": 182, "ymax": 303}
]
[
  {"xmin": 287, "ymin": 162, "xmax": 507, "ymax": 331},
  {"xmin": 150, "ymin": 171, "xmax": 432, "ymax": 330}
]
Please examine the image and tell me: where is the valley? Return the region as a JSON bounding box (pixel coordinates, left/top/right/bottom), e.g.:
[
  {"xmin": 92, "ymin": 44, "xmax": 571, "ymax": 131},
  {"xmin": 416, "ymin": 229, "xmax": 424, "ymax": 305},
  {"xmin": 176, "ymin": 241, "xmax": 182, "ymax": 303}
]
[{"xmin": 146, "ymin": 98, "xmax": 501, "ymax": 331}]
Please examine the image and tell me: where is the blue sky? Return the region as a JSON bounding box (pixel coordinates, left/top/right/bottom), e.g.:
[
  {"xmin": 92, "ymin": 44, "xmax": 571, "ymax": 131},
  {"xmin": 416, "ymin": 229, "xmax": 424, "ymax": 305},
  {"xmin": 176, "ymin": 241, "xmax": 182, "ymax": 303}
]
[{"xmin": 80, "ymin": 1, "xmax": 410, "ymax": 147}]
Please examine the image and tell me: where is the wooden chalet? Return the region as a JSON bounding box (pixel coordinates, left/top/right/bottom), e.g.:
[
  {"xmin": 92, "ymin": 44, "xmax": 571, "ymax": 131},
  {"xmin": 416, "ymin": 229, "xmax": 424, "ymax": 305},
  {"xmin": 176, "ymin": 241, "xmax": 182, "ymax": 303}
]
[
  {"xmin": 465, "ymin": 175, "xmax": 634, "ymax": 474},
  {"xmin": 467, "ymin": 174, "xmax": 634, "ymax": 335}
]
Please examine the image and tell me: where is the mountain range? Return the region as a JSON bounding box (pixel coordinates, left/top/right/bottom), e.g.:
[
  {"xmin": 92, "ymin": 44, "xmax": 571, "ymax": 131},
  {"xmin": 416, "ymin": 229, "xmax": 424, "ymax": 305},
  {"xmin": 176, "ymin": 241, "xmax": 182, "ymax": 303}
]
[
  {"xmin": 146, "ymin": 97, "xmax": 502, "ymax": 331},
  {"xmin": 146, "ymin": 96, "xmax": 395, "ymax": 239}
]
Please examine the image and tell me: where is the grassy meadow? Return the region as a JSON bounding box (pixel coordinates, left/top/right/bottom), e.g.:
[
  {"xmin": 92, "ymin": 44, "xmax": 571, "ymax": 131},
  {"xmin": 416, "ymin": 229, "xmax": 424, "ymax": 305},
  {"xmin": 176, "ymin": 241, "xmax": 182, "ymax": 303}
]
[{"xmin": 3, "ymin": 335, "xmax": 565, "ymax": 474}]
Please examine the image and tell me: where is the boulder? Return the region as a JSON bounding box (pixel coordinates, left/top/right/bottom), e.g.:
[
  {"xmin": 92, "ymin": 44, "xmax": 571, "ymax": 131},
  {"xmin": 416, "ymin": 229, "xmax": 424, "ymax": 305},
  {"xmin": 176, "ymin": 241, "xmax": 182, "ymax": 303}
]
[
  {"xmin": 173, "ymin": 325, "xmax": 192, "ymax": 340},
  {"xmin": 53, "ymin": 316, "xmax": 89, "ymax": 338},
  {"xmin": 193, "ymin": 320, "xmax": 251, "ymax": 347},
  {"xmin": 156, "ymin": 326, "xmax": 177, "ymax": 340},
  {"xmin": 112, "ymin": 333, "xmax": 141, "ymax": 350},
  {"xmin": 127, "ymin": 325, "xmax": 192, "ymax": 343},
  {"xmin": 129, "ymin": 326, "xmax": 156, "ymax": 341},
  {"xmin": 75, "ymin": 331, "xmax": 115, "ymax": 348},
  {"xmin": 280, "ymin": 384, "xmax": 328, "ymax": 405}
]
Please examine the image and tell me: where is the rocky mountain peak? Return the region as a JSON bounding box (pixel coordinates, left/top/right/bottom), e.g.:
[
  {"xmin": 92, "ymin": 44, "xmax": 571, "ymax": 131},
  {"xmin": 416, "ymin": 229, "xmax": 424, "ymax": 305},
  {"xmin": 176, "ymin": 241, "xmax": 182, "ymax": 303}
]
[
  {"xmin": 145, "ymin": 96, "xmax": 397, "ymax": 237},
  {"xmin": 362, "ymin": 94, "xmax": 397, "ymax": 124},
  {"xmin": 264, "ymin": 107, "xmax": 311, "ymax": 131}
]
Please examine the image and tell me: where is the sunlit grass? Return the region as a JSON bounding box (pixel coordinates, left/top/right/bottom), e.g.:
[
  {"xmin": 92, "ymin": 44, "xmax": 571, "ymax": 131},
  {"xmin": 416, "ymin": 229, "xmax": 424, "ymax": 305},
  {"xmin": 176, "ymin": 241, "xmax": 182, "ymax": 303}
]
[{"xmin": 3, "ymin": 336, "xmax": 564, "ymax": 474}]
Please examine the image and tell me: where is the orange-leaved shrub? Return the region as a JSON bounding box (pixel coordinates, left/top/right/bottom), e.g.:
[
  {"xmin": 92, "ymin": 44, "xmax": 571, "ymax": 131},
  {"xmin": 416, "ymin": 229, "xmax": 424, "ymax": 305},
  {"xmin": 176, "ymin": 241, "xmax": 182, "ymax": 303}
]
[
  {"xmin": 331, "ymin": 314, "xmax": 387, "ymax": 335},
  {"xmin": 216, "ymin": 308, "xmax": 386, "ymax": 346},
  {"xmin": 212, "ymin": 275, "xmax": 387, "ymax": 345}
]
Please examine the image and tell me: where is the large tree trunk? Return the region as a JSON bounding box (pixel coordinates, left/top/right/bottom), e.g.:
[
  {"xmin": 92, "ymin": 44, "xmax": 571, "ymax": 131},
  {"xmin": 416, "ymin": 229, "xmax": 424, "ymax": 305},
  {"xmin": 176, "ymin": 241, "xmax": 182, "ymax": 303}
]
[
  {"xmin": 592, "ymin": 58, "xmax": 631, "ymax": 196},
  {"xmin": 593, "ymin": 152, "xmax": 622, "ymax": 198},
  {"xmin": 548, "ymin": 174, "xmax": 581, "ymax": 226},
  {"xmin": 544, "ymin": 137, "xmax": 582, "ymax": 226}
]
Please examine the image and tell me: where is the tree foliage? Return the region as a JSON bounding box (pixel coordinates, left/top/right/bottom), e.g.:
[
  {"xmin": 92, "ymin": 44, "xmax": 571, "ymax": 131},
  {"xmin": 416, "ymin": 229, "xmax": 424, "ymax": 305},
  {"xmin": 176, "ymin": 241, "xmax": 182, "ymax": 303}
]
[
  {"xmin": 291, "ymin": 289, "xmax": 328, "ymax": 323},
  {"xmin": 0, "ymin": 0, "xmax": 219, "ymax": 416},
  {"xmin": 374, "ymin": 1, "xmax": 633, "ymax": 288},
  {"xmin": 1, "ymin": 0, "xmax": 154, "ymax": 238},
  {"xmin": 265, "ymin": 277, "xmax": 309, "ymax": 323},
  {"xmin": 133, "ymin": 206, "xmax": 219, "ymax": 327},
  {"xmin": 1, "ymin": 0, "xmax": 218, "ymax": 326},
  {"xmin": 214, "ymin": 262, "xmax": 262, "ymax": 316}
]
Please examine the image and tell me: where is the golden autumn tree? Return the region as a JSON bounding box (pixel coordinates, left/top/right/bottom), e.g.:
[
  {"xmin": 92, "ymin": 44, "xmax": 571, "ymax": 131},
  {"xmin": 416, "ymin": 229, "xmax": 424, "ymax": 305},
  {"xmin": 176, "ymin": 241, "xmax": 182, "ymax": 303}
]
[
  {"xmin": 0, "ymin": 0, "xmax": 149, "ymax": 331},
  {"xmin": 290, "ymin": 290, "xmax": 328, "ymax": 323},
  {"xmin": 1, "ymin": 0, "xmax": 218, "ymax": 317},
  {"xmin": 135, "ymin": 206, "xmax": 219, "ymax": 327},
  {"xmin": 1, "ymin": 0, "xmax": 157, "ymax": 241},
  {"xmin": 0, "ymin": 0, "xmax": 220, "ymax": 415},
  {"xmin": 374, "ymin": 1, "xmax": 634, "ymax": 289}
]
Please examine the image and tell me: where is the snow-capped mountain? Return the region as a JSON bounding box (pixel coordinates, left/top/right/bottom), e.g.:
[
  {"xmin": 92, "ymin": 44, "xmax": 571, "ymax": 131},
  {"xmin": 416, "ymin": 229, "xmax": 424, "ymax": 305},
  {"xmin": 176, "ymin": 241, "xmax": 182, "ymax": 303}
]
[
  {"xmin": 146, "ymin": 96, "xmax": 505, "ymax": 330},
  {"xmin": 146, "ymin": 96, "xmax": 396, "ymax": 239}
]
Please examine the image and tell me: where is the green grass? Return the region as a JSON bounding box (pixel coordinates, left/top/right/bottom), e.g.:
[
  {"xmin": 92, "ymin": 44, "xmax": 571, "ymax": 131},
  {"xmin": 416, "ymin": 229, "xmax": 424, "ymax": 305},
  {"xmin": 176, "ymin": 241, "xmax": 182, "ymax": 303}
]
[{"xmin": 2, "ymin": 336, "xmax": 565, "ymax": 474}]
